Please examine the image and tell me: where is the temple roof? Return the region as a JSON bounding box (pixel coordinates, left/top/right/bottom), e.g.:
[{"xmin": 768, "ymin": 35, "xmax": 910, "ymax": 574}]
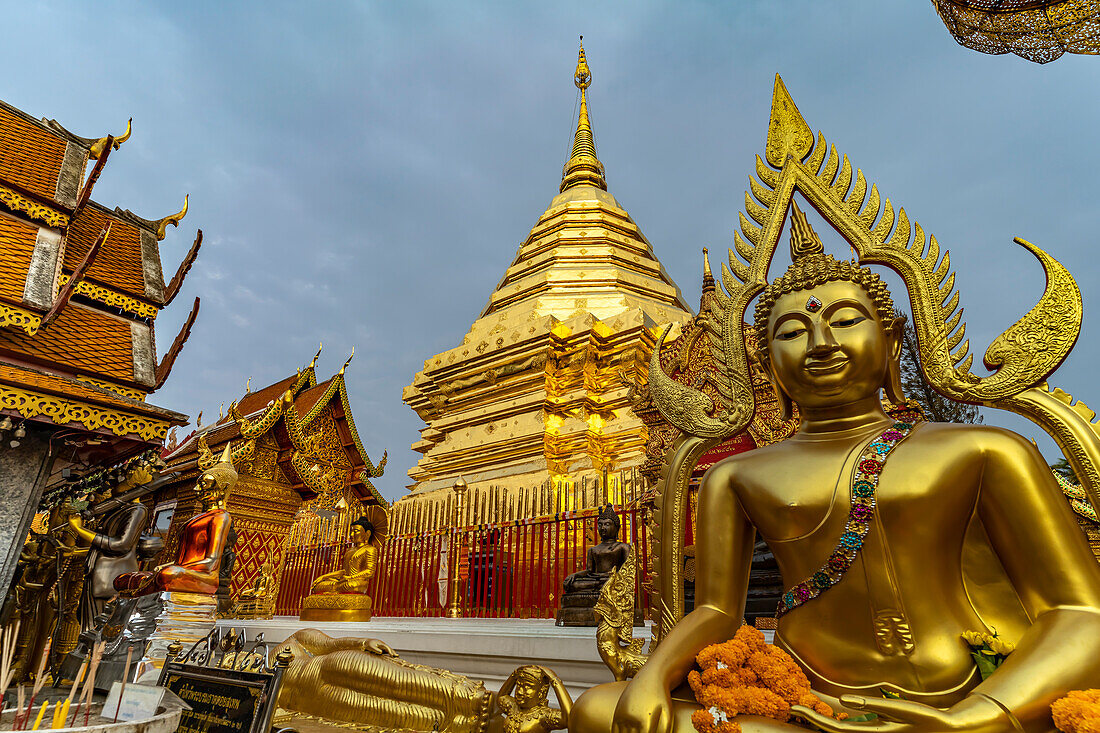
[
  {"xmin": 0, "ymin": 96, "xmax": 199, "ymax": 446},
  {"xmin": 166, "ymin": 351, "xmax": 387, "ymax": 507}
]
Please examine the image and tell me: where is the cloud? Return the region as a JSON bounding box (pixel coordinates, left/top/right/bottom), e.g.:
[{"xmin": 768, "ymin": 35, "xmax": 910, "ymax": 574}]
[{"xmin": 4, "ymin": 1, "xmax": 1097, "ymax": 499}]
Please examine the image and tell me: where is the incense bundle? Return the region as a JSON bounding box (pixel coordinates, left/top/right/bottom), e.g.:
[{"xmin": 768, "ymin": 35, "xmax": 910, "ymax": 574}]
[
  {"xmin": 0, "ymin": 620, "xmax": 22, "ymax": 711},
  {"xmin": 16, "ymin": 639, "xmax": 52, "ymax": 730}
]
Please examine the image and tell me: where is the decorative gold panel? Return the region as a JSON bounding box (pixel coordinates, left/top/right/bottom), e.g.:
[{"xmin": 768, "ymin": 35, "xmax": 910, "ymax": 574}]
[
  {"xmin": 58, "ymin": 274, "xmax": 158, "ymax": 318},
  {"xmin": 0, "ymin": 184, "xmax": 69, "ymax": 229},
  {"xmin": 0, "ymin": 384, "xmax": 169, "ymax": 440}
]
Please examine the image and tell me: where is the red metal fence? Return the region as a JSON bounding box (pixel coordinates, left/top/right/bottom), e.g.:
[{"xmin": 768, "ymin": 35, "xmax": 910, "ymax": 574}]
[
  {"xmin": 274, "ymin": 505, "xmax": 649, "ymax": 619},
  {"xmin": 274, "ymin": 470, "xmax": 653, "ymax": 619}
]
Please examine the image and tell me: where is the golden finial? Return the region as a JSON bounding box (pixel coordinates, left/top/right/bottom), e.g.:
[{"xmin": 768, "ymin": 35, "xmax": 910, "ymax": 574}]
[
  {"xmin": 765, "ymin": 75, "xmax": 813, "ymax": 169},
  {"xmin": 789, "ymin": 201, "xmax": 824, "ymax": 261},
  {"xmin": 154, "ymin": 194, "xmax": 188, "ymax": 240},
  {"xmin": 561, "ymin": 37, "xmax": 606, "ymax": 192},
  {"xmin": 310, "ymin": 342, "xmax": 323, "ymax": 369},
  {"xmin": 196, "ymin": 410, "xmax": 203, "ymax": 429},
  {"xmin": 89, "ymin": 118, "xmax": 132, "ymax": 160},
  {"xmin": 219, "ymin": 402, "xmax": 224, "ymax": 420},
  {"xmin": 245, "ymin": 376, "xmax": 252, "ymax": 393},
  {"xmin": 701, "ymin": 248, "xmax": 715, "ymax": 293},
  {"xmin": 574, "ymin": 36, "xmax": 591, "ymax": 90},
  {"xmin": 339, "ymin": 347, "xmax": 355, "ymax": 375}
]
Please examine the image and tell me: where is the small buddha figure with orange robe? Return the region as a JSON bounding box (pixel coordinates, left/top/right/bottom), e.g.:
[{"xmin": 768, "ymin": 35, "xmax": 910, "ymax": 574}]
[{"xmin": 113, "ymin": 444, "xmax": 236, "ymax": 597}]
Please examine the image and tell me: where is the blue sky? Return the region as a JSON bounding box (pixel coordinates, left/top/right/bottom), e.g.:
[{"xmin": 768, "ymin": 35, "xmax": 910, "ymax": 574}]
[{"xmin": 3, "ymin": 2, "xmax": 1098, "ymax": 499}]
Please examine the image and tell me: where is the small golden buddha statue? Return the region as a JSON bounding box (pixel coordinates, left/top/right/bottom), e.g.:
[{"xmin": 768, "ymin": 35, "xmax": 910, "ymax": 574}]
[
  {"xmin": 497, "ymin": 665, "xmax": 572, "ymax": 733},
  {"xmin": 113, "ymin": 444, "xmax": 236, "ymax": 598},
  {"xmin": 233, "ymin": 560, "xmax": 276, "ymax": 619},
  {"xmin": 570, "ymin": 205, "xmax": 1100, "ymax": 733},
  {"xmin": 300, "ymin": 504, "xmax": 388, "ymax": 621}
]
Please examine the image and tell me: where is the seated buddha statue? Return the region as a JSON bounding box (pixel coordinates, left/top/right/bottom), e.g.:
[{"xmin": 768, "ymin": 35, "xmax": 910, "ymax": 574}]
[
  {"xmin": 300, "ymin": 505, "xmax": 388, "ymax": 621},
  {"xmin": 557, "ymin": 505, "xmax": 632, "ymax": 626},
  {"xmin": 570, "ymin": 212, "xmax": 1100, "ymax": 733},
  {"xmin": 113, "ymin": 444, "xmax": 236, "ymax": 598}
]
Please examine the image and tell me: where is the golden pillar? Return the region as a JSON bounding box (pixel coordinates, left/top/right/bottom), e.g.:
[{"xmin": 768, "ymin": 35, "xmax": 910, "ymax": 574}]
[{"xmin": 445, "ymin": 477, "xmax": 468, "ymax": 619}]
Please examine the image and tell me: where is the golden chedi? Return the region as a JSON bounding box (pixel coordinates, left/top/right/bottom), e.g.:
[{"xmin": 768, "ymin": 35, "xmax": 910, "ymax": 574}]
[
  {"xmin": 300, "ymin": 504, "xmax": 388, "ymax": 621},
  {"xmin": 569, "ymin": 78, "xmax": 1100, "ymax": 733},
  {"xmin": 403, "ymin": 42, "xmax": 690, "ymax": 504}
]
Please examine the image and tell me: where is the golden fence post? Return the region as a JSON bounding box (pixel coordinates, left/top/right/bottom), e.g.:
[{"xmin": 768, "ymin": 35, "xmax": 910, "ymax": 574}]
[{"xmin": 445, "ymin": 477, "xmax": 468, "ymax": 619}]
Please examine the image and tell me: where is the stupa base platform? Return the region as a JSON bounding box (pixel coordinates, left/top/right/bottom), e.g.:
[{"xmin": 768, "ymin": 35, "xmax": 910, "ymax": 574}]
[{"xmin": 215, "ymin": 616, "xmax": 629, "ymax": 701}]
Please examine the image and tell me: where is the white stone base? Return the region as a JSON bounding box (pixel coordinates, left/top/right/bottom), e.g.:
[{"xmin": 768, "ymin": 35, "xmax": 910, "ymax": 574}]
[{"xmin": 215, "ymin": 616, "xmax": 626, "ymax": 702}]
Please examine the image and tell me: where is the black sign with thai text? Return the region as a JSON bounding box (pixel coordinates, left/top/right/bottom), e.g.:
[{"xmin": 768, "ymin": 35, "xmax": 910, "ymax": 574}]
[{"xmin": 163, "ymin": 669, "xmax": 266, "ymax": 733}]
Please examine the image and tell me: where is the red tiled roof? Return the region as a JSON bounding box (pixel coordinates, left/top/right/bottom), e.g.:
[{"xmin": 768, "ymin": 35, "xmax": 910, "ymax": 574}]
[
  {"xmin": 0, "ymin": 105, "xmax": 70, "ymax": 201},
  {"xmin": 294, "ymin": 378, "xmax": 334, "ymax": 417},
  {"xmin": 0, "ymin": 215, "xmax": 37, "ymax": 303},
  {"xmin": 64, "ymin": 206, "xmax": 149, "ymax": 298},
  {"xmin": 0, "ymin": 302, "xmax": 135, "ymax": 382},
  {"xmin": 236, "ymin": 374, "xmax": 299, "ymax": 416}
]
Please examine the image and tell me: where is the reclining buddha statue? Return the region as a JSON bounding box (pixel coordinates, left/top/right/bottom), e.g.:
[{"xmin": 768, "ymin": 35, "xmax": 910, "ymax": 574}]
[{"xmin": 570, "ymin": 78, "xmax": 1100, "ymax": 733}]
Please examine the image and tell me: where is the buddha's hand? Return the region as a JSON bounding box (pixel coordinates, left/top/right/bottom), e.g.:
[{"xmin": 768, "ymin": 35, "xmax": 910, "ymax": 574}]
[
  {"xmin": 362, "ymin": 639, "xmax": 398, "ymax": 657},
  {"xmin": 794, "ymin": 695, "xmax": 1009, "ymax": 733},
  {"xmin": 612, "ymin": 678, "xmax": 672, "ymax": 733}
]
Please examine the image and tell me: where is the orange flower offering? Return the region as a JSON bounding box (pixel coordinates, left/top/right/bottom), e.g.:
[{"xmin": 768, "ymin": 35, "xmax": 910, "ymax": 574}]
[
  {"xmin": 688, "ymin": 625, "xmax": 837, "ymax": 733},
  {"xmin": 1052, "ymin": 689, "xmax": 1100, "ymax": 733}
]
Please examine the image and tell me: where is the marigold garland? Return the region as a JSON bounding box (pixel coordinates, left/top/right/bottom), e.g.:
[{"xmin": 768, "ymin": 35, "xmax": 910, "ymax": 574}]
[
  {"xmin": 1052, "ymin": 689, "xmax": 1100, "ymax": 733},
  {"xmin": 689, "ymin": 625, "xmax": 839, "ymax": 733}
]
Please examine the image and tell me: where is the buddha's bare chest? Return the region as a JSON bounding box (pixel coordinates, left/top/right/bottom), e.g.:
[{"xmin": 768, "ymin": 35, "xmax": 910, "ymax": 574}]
[{"xmin": 736, "ymin": 441, "xmax": 980, "ymax": 544}]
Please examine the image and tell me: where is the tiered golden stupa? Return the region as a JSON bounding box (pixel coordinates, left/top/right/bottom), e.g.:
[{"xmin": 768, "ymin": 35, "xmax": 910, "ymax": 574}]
[{"xmin": 403, "ymin": 43, "xmax": 691, "ymax": 502}]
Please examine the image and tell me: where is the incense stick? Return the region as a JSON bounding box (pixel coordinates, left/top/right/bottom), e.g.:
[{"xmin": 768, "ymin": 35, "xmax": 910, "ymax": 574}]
[
  {"xmin": 0, "ymin": 620, "xmax": 21, "ymax": 707},
  {"xmin": 114, "ymin": 645, "xmax": 134, "ymax": 723},
  {"xmin": 73, "ymin": 642, "xmax": 104, "ymax": 727},
  {"xmin": 53, "ymin": 659, "xmax": 86, "ymax": 729},
  {"xmin": 18, "ymin": 639, "xmax": 52, "ymax": 730}
]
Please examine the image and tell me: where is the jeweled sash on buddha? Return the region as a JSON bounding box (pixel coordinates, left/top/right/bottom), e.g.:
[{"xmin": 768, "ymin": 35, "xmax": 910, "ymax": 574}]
[{"xmin": 777, "ymin": 413, "xmax": 920, "ymax": 617}]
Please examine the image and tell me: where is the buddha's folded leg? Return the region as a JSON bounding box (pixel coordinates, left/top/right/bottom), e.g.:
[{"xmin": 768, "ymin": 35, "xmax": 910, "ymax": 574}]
[
  {"xmin": 157, "ymin": 565, "xmax": 219, "ymax": 595},
  {"xmin": 569, "ymin": 682, "xmax": 814, "ymax": 733}
]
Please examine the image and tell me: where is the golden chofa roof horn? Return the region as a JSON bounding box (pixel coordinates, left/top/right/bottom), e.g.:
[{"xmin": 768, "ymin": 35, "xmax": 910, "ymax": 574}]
[
  {"xmin": 88, "ymin": 118, "xmax": 132, "ymax": 160},
  {"xmin": 155, "ymin": 194, "xmax": 188, "ymax": 240}
]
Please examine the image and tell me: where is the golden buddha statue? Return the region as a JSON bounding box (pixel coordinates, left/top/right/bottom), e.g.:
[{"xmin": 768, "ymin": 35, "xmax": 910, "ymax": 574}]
[
  {"xmin": 570, "ymin": 78, "xmax": 1100, "ymax": 733},
  {"xmin": 300, "ymin": 504, "xmax": 388, "ymax": 621},
  {"xmin": 232, "ymin": 559, "xmax": 276, "ymax": 619},
  {"xmin": 273, "ymin": 628, "xmax": 492, "ymax": 732},
  {"xmin": 113, "ymin": 444, "xmax": 236, "ymax": 597}
]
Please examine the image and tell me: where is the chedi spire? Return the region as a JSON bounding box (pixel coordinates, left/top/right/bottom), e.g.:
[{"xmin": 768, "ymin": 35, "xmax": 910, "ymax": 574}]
[{"xmin": 561, "ymin": 38, "xmax": 607, "ymax": 192}]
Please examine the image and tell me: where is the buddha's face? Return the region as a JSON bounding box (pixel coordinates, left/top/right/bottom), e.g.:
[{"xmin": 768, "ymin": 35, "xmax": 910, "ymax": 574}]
[
  {"xmin": 597, "ymin": 516, "xmax": 617, "ymax": 541},
  {"xmin": 195, "ymin": 470, "xmax": 224, "ymax": 505},
  {"xmin": 351, "ymin": 525, "xmax": 371, "ymax": 544},
  {"xmin": 767, "ymin": 279, "xmax": 899, "ymax": 410}
]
